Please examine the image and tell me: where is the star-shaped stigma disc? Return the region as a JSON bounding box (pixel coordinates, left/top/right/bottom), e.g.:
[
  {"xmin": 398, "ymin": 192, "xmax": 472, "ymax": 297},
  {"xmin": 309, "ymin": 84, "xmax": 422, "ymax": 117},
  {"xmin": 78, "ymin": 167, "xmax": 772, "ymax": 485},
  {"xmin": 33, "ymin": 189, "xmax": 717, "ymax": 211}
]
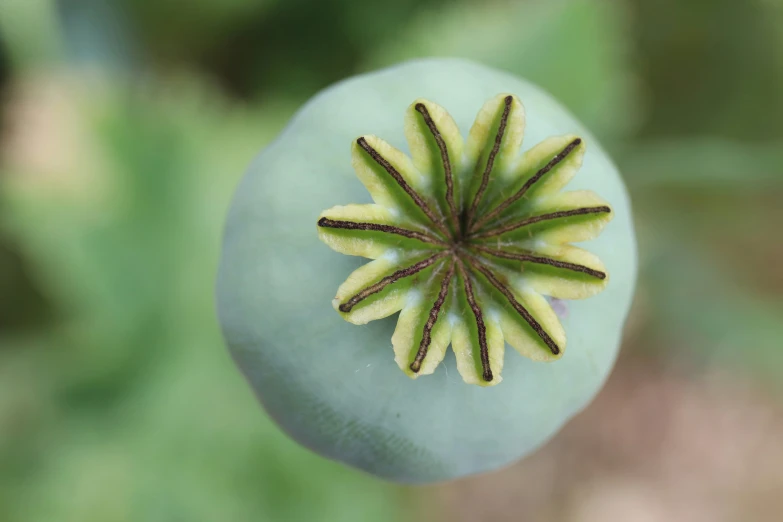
[{"xmin": 317, "ymin": 94, "xmax": 613, "ymax": 386}]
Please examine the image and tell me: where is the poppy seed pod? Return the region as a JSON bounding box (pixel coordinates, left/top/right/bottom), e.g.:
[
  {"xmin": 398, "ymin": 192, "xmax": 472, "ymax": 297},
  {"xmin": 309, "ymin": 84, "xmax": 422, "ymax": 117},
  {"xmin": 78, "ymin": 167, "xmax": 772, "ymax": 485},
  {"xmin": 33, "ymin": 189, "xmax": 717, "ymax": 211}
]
[{"xmin": 217, "ymin": 58, "xmax": 637, "ymax": 483}]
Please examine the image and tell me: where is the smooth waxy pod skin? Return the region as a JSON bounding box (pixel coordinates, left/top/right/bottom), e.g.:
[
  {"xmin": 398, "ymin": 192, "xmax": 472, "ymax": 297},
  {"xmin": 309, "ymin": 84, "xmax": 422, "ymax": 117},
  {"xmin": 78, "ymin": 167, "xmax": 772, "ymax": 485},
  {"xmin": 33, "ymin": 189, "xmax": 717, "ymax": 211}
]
[{"xmin": 217, "ymin": 59, "xmax": 637, "ymax": 483}]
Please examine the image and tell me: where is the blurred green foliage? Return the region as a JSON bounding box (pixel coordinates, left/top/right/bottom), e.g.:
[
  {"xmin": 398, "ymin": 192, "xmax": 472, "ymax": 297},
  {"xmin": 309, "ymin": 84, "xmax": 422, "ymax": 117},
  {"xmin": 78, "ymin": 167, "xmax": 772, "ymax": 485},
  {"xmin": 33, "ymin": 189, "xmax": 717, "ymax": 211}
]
[{"xmin": 1, "ymin": 0, "xmax": 782, "ymax": 520}]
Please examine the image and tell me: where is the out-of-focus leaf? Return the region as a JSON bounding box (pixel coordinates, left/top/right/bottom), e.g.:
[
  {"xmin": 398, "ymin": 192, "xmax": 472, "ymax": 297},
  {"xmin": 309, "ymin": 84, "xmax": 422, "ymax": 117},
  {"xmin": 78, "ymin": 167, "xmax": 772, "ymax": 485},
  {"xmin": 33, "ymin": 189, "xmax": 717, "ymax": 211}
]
[
  {"xmin": 636, "ymin": 218, "xmax": 783, "ymax": 386},
  {"xmin": 117, "ymin": 0, "xmax": 277, "ymax": 64},
  {"xmin": 0, "ymin": 0, "xmax": 62, "ymax": 67},
  {"xmin": 365, "ymin": 0, "xmax": 640, "ymax": 141},
  {"xmin": 632, "ymin": 186, "xmax": 783, "ymax": 298},
  {"xmin": 0, "ymin": 237, "xmax": 52, "ymax": 332},
  {"xmin": 631, "ymin": 0, "xmax": 783, "ymax": 141},
  {"xmin": 58, "ymin": 0, "xmax": 136, "ymax": 70},
  {"xmin": 621, "ymin": 138, "xmax": 783, "ymax": 189}
]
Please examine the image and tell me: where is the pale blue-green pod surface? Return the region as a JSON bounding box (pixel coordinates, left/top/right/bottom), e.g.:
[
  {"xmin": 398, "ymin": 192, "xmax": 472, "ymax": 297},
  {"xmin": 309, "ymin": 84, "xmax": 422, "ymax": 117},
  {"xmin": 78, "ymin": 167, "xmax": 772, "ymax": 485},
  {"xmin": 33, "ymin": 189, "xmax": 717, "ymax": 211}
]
[{"xmin": 217, "ymin": 58, "xmax": 637, "ymax": 483}]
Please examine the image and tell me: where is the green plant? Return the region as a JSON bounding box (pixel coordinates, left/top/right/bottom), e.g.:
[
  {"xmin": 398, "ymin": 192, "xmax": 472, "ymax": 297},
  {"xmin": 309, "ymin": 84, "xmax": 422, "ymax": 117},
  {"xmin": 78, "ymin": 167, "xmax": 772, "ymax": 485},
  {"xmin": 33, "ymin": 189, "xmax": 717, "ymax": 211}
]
[{"xmin": 216, "ymin": 58, "xmax": 637, "ymax": 483}]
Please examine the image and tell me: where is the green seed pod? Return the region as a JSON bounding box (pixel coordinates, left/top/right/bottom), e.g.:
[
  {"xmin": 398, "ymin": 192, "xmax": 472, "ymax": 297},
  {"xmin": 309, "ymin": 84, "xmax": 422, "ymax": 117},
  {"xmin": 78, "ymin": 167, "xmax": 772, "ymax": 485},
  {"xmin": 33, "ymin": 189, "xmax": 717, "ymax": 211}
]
[{"xmin": 217, "ymin": 58, "xmax": 637, "ymax": 483}]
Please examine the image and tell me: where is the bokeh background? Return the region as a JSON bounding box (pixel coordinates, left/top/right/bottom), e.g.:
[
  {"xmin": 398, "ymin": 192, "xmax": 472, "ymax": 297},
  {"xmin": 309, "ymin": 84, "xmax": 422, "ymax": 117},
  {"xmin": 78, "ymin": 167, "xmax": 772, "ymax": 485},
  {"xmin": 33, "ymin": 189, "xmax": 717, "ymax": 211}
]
[{"xmin": 1, "ymin": 0, "xmax": 782, "ymax": 520}]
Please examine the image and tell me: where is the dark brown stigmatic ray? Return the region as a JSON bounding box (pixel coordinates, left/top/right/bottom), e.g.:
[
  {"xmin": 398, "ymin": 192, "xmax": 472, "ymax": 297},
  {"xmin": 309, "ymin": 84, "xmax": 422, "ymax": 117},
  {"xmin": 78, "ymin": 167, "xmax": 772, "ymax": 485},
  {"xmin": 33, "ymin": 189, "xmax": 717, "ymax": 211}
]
[
  {"xmin": 410, "ymin": 259, "xmax": 456, "ymax": 373},
  {"xmin": 468, "ymin": 258, "xmax": 561, "ymax": 356},
  {"xmin": 474, "ymin": 245, "xmax": 606, "ymax": 280},
  {"xmin": 317, "ymin": 217, "xmax": 447, "ymax": 246},
  {"xmin": 338, "ymin": 252, "xmax": 449, "ymax": 313},
  {"xmin": 414, "ymin": 103, "xmax": 460, "ymax": 233},
  {"xmin": 466, "ymin": 95, "xmax": 513, "ymax": 228},
  {"xmin": 471, "ymin": 206, "xmax": 611, "ymax": 240},
  {"xmin": 456, "ymin": 260, "xmax": 493, "ymax": 382},
  {"xmin": 471, "ymin": 138, "xmax": 582, "ymax": 232},
  {"xmin": 356, "ymin": 137, "xmax": 448, "ymax": 236}
]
